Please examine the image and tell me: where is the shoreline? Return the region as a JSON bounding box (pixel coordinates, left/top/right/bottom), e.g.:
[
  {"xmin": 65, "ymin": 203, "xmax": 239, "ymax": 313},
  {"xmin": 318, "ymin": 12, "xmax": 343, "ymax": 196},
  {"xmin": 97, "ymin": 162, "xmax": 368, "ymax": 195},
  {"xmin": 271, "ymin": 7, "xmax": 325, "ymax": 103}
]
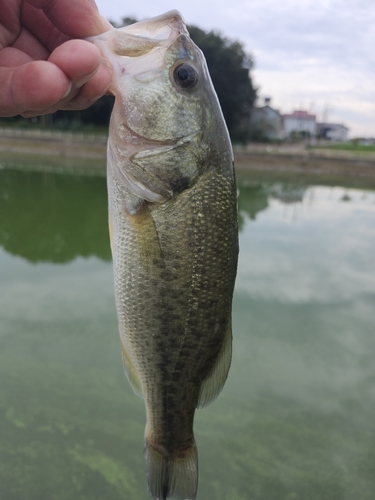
[
  {"xmin": 1, "ymin": 127, "xmax": 375, "ymax": 179},
  {"xmin": 235, "ymin": 151, "xmax": 375, "ymax": 179}
]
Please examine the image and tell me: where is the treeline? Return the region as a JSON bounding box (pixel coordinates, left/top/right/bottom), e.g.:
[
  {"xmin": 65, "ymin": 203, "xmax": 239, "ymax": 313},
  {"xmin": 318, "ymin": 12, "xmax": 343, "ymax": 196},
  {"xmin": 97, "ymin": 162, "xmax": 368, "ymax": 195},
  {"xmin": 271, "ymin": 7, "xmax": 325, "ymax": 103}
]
[{"xmin": 7, "ymin": 18, "xmax": 257, "ymax": 144}]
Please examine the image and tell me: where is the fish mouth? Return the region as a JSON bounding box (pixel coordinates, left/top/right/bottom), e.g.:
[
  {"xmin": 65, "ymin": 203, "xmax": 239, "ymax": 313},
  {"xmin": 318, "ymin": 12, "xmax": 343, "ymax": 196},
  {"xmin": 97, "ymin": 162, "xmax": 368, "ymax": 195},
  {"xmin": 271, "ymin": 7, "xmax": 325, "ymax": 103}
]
[
  {"xmin": 120, "ymin": 10, "xmax": 188, "ymax": 40},
  {"xmin": 87, "ymin": 11, "xmax": 188, "ymax": 59}
]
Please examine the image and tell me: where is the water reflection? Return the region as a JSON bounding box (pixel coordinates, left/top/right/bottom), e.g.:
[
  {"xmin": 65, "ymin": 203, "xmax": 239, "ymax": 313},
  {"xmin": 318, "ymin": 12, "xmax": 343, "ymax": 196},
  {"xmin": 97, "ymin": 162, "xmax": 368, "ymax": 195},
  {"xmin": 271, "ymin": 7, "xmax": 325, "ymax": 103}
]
[
  {"xmin": 237, "ymin": 182, "xmax": 310, "ymax": 232},
  {"xmin": 0, "ymin": 169, "xmax": 111, "ymax": 262},
  {"xmin": 0, "ymin": 169, "xmax": 303, "ymax": 260},
  {"xmin": 229, "ymin": 175, "xmax": 375, "ymax": 499},
  {"xmin": 1, "ymin": 167, "xmax": 375, "ymax": 499},
  {"xmin": 1, "ymin": 168, "xmax": 374, "ymax": 264}
]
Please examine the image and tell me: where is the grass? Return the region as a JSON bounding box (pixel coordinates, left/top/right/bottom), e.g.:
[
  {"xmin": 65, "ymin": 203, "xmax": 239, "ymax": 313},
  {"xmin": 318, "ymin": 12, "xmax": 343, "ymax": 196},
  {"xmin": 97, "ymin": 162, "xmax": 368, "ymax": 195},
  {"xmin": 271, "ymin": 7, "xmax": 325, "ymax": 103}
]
[
  {"xmin": 312, "ymin": 142, "xmax": 375, "ymax": 153},
  {"xmin": 0, "ymin": 119, "xmax": 109, "ymax": 136}
]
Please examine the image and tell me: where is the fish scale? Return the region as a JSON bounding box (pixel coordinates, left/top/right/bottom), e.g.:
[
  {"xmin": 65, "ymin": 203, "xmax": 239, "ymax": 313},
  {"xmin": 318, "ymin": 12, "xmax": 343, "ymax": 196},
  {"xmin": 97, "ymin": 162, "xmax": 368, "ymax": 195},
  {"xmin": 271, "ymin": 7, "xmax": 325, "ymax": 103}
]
[{"xmin": 88, "ymin": 10, "xmax": 238, "ymax": 500}]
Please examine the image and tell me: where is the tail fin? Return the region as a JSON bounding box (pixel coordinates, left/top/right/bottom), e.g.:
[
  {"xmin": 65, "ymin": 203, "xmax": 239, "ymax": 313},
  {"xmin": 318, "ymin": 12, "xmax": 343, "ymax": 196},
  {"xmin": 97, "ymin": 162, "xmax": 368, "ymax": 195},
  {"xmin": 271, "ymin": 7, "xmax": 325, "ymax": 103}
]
[{"xmin": 144, "ymin": 437, "xmax": 198, "ymax": 500}]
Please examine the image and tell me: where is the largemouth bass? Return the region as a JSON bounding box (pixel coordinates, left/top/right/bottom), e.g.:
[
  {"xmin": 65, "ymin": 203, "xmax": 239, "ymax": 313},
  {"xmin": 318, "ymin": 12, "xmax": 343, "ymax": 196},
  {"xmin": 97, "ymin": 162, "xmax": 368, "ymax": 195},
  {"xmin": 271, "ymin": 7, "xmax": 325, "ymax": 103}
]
[{"xmin": 88, "ymin": 11, "xmax": 238, "ymax": 500}]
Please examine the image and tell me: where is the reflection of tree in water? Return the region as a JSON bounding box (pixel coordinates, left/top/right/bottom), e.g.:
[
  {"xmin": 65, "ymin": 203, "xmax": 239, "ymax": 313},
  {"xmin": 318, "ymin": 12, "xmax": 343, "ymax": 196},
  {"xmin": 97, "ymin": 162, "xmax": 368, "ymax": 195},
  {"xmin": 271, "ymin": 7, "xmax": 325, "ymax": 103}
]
[
  {"xmin": 268, "ymin": 183, "xmax": 308, "ymax": 204},
  {"xmin": 237, "ymin": 179, "xmax": 309, "ymax": 230},
  {"xmin": 1, "ymin": 170, "xmax": 312, "ymax": 261},
  {"xmin": 237, "ymin": 184, "xmax": 269, "ymax": 230},
  {"xmin": 0, "ymin": 170, "xmax": 111, "ymax": 263}
]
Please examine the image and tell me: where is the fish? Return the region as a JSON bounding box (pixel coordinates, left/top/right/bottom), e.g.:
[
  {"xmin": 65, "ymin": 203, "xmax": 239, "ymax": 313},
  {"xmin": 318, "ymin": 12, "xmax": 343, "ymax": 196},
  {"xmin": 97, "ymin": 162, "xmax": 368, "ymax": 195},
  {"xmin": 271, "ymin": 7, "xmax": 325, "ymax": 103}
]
[{"xmin": 88, "ymin": 10, "xmax": 238, "ymax": 500}]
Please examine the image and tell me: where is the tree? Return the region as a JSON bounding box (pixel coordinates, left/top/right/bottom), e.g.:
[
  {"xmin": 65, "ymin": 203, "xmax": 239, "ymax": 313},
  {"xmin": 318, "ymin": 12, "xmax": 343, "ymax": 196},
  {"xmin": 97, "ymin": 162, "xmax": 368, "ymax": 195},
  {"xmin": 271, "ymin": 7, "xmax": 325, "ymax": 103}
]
[{"xmin": 110, "ymin": 16, "xmax": 138, "ymax": 28}]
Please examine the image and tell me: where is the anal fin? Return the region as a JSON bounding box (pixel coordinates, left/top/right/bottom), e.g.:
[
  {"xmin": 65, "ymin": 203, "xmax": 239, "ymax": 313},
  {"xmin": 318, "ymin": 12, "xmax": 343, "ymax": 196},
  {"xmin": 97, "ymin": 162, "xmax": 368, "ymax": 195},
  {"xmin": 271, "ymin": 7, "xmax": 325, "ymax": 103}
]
[
  {"xmin": 197, "ymin": 324, "xmax": 232, "ymax": 409},
  {"xmin": 121, "ymin": 343, "xmax": 143, "ymax": 398},
  {"xmin": 108, "ymin": 212, "xmax": 114, "ymax": 254}
]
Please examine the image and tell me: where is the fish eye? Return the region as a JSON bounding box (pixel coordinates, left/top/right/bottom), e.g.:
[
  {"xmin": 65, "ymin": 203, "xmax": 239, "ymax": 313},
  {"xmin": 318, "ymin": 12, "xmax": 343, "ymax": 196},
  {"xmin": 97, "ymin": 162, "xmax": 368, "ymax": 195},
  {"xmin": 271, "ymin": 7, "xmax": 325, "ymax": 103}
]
[{"xmin": 173, "ymin": 64, "xmax": 198, "ymax": 89}]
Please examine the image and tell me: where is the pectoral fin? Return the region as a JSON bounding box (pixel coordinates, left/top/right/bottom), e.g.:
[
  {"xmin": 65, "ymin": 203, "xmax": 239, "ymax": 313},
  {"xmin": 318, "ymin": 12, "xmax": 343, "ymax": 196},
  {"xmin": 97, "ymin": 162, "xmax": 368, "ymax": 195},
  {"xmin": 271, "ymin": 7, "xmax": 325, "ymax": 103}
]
[{"xmin": 197, "ymin": 324, "xmax": 232, "ymax": 408}]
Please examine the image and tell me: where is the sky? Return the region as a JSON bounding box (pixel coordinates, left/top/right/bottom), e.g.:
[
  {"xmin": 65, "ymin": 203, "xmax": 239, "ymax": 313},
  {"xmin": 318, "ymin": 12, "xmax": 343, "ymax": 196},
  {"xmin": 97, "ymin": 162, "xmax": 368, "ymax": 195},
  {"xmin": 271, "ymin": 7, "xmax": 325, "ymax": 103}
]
[{"xmin": 95, "ymin": 0, "xmax": 375, "ymax": 138}]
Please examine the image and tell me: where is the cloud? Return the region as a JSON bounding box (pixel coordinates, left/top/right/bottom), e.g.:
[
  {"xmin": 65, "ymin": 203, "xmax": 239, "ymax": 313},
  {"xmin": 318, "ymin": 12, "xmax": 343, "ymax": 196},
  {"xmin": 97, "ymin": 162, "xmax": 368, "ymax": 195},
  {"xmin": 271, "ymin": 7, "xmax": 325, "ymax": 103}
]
[
  {"xmin": 236, "ymin": 186, "xmax": 375, "ymax": 304},
  {"xmin": 0, "ymin": 252, "xmax": 114, "ymax": 325}
]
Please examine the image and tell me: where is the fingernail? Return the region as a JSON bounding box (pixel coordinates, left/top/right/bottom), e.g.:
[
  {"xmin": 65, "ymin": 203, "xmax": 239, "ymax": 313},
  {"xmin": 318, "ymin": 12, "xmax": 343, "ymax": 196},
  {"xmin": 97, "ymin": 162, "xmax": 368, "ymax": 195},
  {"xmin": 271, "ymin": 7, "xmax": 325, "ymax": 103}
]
[
  {"xmin": 87, "ymin": 63, "xmax": 113, "ymax": 100},
  {"xmin": 74, "ymin": 70, "xmax": 98, "ymax": 89},
  {"xmin": 101, "ymin": 64, "xmax": 113, "ymax": 91},
  {"xmin": 62, "ymin": 82, "xmax": 72, "ymax": 98}
]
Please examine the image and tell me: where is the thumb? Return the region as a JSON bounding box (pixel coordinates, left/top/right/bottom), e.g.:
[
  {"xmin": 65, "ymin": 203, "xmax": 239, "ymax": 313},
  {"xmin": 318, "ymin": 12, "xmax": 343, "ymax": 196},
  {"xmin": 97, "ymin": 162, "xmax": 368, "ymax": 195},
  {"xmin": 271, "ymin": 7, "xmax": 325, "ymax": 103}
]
[{"xmin": 0, "ymin": 61, "xmax": 70, "ymax": 117}]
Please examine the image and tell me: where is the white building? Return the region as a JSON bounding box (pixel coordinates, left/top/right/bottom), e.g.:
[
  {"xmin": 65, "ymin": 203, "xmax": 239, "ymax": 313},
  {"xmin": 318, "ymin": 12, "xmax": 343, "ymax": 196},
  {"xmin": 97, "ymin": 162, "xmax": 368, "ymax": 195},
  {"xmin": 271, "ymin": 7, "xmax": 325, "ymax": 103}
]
[
  {"xmin": 282, "ymin": 110, "xmax": 317, "ymax": 138},
  {"xmin": 317, "ymin": 123, "xmax": 349, "ymax": 142},
  {"xmin": 250, "ymin": 101, "xmax": 350, "ymax": 142},
  {"xmin": 249, "ymin": 98, "xmax": 285, "ymax": 141}
]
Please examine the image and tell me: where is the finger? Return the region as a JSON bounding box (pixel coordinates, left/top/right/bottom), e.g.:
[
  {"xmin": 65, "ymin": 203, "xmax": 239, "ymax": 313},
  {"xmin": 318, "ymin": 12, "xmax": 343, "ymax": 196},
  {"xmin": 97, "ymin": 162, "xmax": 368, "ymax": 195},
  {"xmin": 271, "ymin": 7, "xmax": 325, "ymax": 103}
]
[
  {"xmin": 20, "ymin": 2, "xmax": 70, "ymax": 53},
  {"xmin": 25, "ymin": 61, "xmax": 113, "ymax": 117},
  {"xmin": 0, "ymin": 0, "xmax": 22, "ymax": 46},
  {"xmin": 48, "ymin": 39, "xmax": 103, "ymax": 87},
  {"xmin": 21, "ymin": 64, "xmax": 113, "ymax": 117},
  {"xmin": 25, "ymin": 0, "xmax": 112, "ymax": 39},
  {"xmin": 47, "ymin": 39, "xmax": 112, "ymax": 110},
  {"xmin": 0, "ymin": 60, "xmax": 70, "ymax": 117},
  {"xmin": 0, "ymin": 47, "xmax": 33, "ymax": 68},
  {"xmin": 61, "ymin": 63, "xmax": 112, "ymax": 111},
  {"xmin": 12, "ymin": 27, "xmax": 50, "ymax": 60}
]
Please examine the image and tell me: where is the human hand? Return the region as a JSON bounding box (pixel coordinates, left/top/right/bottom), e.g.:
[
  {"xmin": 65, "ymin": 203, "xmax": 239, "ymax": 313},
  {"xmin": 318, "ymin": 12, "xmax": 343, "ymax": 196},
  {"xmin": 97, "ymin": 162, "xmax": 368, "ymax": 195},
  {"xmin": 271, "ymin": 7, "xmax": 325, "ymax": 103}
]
[{"xmin": 0, "ymin": 0, "xmax": 113, "ymax": 117}]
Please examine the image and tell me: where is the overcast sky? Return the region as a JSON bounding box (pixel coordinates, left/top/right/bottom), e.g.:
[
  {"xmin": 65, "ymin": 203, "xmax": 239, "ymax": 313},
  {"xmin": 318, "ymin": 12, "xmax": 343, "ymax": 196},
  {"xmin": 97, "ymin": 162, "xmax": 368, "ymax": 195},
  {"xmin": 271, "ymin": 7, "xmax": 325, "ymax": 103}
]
[{"xmin": 95, "ymin": 0, "xmax": 375, "ymax": 138}]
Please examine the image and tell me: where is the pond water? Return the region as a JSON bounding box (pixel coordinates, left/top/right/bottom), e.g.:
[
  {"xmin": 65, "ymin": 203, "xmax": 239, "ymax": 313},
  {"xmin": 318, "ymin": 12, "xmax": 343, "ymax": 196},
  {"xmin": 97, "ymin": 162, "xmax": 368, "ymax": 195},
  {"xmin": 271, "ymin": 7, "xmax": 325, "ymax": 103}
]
[{"xmin": 1, "ymin": 167, "xmax": 375, "ymax": 500}]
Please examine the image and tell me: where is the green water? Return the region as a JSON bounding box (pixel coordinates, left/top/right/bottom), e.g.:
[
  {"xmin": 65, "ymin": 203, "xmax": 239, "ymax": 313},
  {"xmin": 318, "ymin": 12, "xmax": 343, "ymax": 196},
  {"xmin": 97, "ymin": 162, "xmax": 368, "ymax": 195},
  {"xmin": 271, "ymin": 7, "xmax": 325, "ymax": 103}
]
[{"xmin": 1, "ymin": 168, "xmax": 375, "ymax": 500}]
